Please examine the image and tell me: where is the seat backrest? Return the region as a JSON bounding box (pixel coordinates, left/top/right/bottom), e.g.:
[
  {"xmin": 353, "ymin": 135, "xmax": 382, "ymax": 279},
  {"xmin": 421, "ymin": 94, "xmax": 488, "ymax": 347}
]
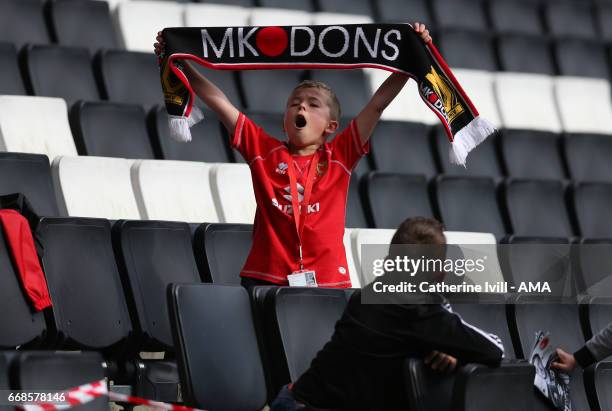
[
  {"xmin": 573, "ymin": 183, "xmax": 612, "ymax": 238},
  {"xmin": 0, "ymin": 224, "xmax": 47, "ymax": 349},
  {"xmin": 432, "ymin": 0, "xmax": 488, "ymax": 31},
  {"xmin": 576, "ymin": 241, "xmax": 612, "ymax": 297},
  {"xmin": 249, "ymin": 8, "xmax": 312, "ymax": 25},
  {"xmin": 309, "ymin": 70, "xmax": 371, "ymax": 118},
  {"xmin": 592, "ymin": 361, "xmax": 612, "ymax": 411},
  {"xmin": 554, "ymin": 38, "xmax": 609, "ymax": 80},
  {"xmin": 494, "ymin": 73, "xmax": 562, "ymax": 132},
  {"xmin": 38, "ymin": 217, "xmax": 133, "ymax": 351},
  {"xmin": 366, "ymin": 172, "xmax": 433, "ymax": 229},
  {"xmin": 98, "ymin": 50, "xmax": 164, "ymax": 111},
  {"xmin": 25, "ymin": 45, "xmax": 100, "ymax": 107},
  {"xmin": 131, "ymin": 160, "xmax": 218, "ymax": 223},
  {"xmin": 343, "ymin": 228, "xmax": 360, "ymax": 288},
  {"xmin": 240, "ymin": 70, "xmax": 305, "ymax": 113},
  {"xmin": 497, "ymin": 34, "xmax": 554, "ymax": 75},
  {"xmin": 116, "ymin": 0, "xmax": 183, "ymax": 52},
  {"xmin": 596, "ymin": 4, "xmax": 612, "ymax": 42},
  {"xmin": 316, "ymin": 0, "xmax": 373, "ymax": 18},
  {"xmin": 0, "ymin": 0, "xmax": 50, "ymax": 49},
  {"xmin": 555, "ymin": 77, "xmax": 612, "ymax": 134},
  {"xmin": 370, "ymin": 121, "xmax": 437, "ymax": 178},
  {"xmin": 351, "ymin": 228, "xmax": 395, "ymax": 285},
  {"xmin": 257, "ymin": 0, "xmax": 314, "ymax": 11},
  {"xmin": 113, "ymin": 220, "xmax": 202, "ymax": 351},
  {"xmin": 346, "ymin": 174, "xmax": 368, "ymax": 228},
  {"xmin": 0, "ymin": 96, "xmax": 78, "ymax": 162},
  {"xmin": 500, "ymin": 129, "xmax": 565, "ymax": 180},
  {"xmin": 444, "ymin": 231, "xmax": 504, "ymax": 285},
  {"xmin": 52, "ymin": 156, "xmax": 141, "ymax": 220},
  {"xmin": 312, "ymin": 12, "xmax": 373, "ymax": 25},
  {"xmin": 168, "ymin": 284, "xmax": 267, "ymax": 410},
  {"xmin": 70, "ymin": 101, "xmax": 154, "ymax": 158},
  {"xmin": 489, "ymin": 0, "xmax": 544, "ymax": 35},
  {"xmin": 0, "ymin": 153, "xmax": 59, "ymax": 216},
  {"xmin": 16, "ymin": 351, "xmax": 107, "ymax": 411},
  {"xmin": 504, "ymin": 179, "xmax": 573, "ymax": 237},
  {"xmin": 0, "ymin": 42, "xmax": 26, "ymax": 95},
  {"xmin": 544, "ymin": 1, "xmax": 597, "ymax": 40},
  {"xmin": 210, "ymin": 163, "xmax": 256, "ymax": 223},
  {"xmin": 435, "ymin": 176, "xmax": 507, "ymax": 240},
  {"xmin": 565, "ymin": 133, "xmax": 612, "ymax": 183},
  {"xmin": 376, "ymin": 0, "xmax": 432, "ymax": 25},
  {"xmin": 451, "ymin": 69, "xmax": 502, "ymax": 127},
  {"xmin": 183, "ymin": 4, "xmax": 251, "ymax": 26},
  {"xmin": 194, "ymin": 223, "xmax": 252, "ymax": 285},
  {"xmin": 50, "ymin": 0, "xmax": 119, "ymax": 52},
  {"xmin": 437, "ymin": 29, "xmax": 497, "ymax": 71}
]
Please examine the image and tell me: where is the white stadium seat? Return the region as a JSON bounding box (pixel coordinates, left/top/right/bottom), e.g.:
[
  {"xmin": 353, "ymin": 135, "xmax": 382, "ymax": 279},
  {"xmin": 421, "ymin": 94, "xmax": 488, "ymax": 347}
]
[
  {"xmin": 494, "ymin": 72, "xmax": 562, "ymax": 132},
  {"xmin": 343, "ymin": 228, "xmax": 361, "ymax": 288},
  {"xmin": 116, "ymin": 1, "xmax": 183, "ymax": 52},
  {"xmin": 443, "ymin": 231, "xmax": 504, "ymax": 287},
  {"xmin": 131, "ymin": 160, "xmax": 219, "ymax": 223},
  {"xmin": 0, "ymin": 96, "xmax": 77, "ymax": 162},
  {"xmin": 554, "ymin": 76, "xmax": 612, "ymax": 134},
  {"xmin": 52, "ymin": 156, "xmax": 140, "ymax": 220},
  {"xmin": 184, "ymin": 4, "xmax": 250, "ymax": 27},
  {"xmin": 249, "ymin": 8, "xmax": 312, "ymax": 26},
  {"xmin": 312, "ymin": 12, "xmax": 373, "ymax": 25},
  {"xmin": 211, "ymin": 163, "xmax": 256, "ymax": 224},
  {"xmin": 452, "ymin": 69, "xmax": 502, "ymax": 128},
  {"xmin": 351, "ymin": 228, "xmax": 395, "ymax": 286}
]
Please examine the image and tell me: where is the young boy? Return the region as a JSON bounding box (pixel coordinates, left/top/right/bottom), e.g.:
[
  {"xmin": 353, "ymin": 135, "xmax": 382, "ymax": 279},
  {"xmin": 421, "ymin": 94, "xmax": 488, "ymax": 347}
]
[{"xmin": 154, "ymin": 23, "xmax": 432, "ymax": 288}]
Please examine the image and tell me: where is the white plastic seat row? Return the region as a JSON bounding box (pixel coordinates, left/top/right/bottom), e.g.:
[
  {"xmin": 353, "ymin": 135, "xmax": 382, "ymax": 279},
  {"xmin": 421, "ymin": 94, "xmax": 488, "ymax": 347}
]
[{"xmin": 51, "ymin": 156, "xmax": 256, "ymax": 223}]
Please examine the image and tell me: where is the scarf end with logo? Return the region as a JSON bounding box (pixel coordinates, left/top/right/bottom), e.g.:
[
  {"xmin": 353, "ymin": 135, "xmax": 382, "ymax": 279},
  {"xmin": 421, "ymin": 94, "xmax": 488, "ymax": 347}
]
[
  {"xmin": 449, "ymin": 116, "xmax": 496, "ymax": 167},
  {"xmin": 167, "ymin": 106, "xmax": 204, "ymax": 142}
]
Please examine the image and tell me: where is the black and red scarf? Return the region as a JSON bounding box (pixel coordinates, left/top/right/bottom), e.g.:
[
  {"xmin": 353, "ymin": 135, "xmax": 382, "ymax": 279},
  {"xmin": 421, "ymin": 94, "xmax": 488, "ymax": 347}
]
[{"xmin": 159, "ymin": 23, "xmax": 495, "ymax": 165}]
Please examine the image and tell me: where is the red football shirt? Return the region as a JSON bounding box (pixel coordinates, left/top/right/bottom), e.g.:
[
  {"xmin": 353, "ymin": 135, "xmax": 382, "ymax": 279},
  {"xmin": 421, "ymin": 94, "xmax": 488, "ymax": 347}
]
[{"xmin": 232, "ymin": 113, "xmax": 369, "ymax": 288}]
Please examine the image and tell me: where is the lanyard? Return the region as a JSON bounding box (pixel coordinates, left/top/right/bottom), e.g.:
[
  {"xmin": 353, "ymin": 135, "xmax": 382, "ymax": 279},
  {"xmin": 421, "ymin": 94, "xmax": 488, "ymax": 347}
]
[{"xmin": 286, "ymin": 150, "xmax": 320, "ymax": 271}]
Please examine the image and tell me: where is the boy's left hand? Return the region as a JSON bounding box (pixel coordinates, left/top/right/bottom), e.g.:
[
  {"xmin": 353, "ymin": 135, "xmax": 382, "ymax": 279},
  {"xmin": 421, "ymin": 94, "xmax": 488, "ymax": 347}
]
[
  {"xmin": 425, "ymin": 350, "xmax": 458, "ymax": 373},
  {"xmin": 413, "ymin": 22, "xmax": 432, "ymax": 43}
]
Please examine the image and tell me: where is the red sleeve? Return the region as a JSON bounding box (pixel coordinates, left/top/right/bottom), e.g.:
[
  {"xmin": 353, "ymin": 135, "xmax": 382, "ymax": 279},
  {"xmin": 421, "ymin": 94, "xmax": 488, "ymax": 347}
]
[
  {"xmin": 231, "ymin": 113, "xmax": 282, "ymax": 163},
  {"xmin": 330, "ymin": 119, "xmax": 370, "ymax": 171}
]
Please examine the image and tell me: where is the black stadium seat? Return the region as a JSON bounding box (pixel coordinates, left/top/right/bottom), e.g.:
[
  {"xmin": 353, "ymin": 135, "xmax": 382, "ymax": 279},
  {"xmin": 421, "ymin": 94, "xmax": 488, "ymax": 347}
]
[
  {"xmin": 315, "ymin": 0, "xmax": 374, "ymax": 18},
  {"xmin": 309, "ymin": 70, "xmax": 370, "ymax": 118},
  {"xmin": 15, "ymin": 351, "xmax": 108, "ymax": 411},
  {"xmin": 572, "ymin": 183, "xmax": 612, "ymax": 238},
  {"xmin": 597, "ymin": 4, "xmax": 612, "ymax": 42},
  {"xmin": 375, "ymin": 0, "xmax": 432, "ymax": 25},
  {"xmin": 435, "ymin": 176, "xmax": 507, "ymax": 239},
  {"xmin": 38, "ymin": 218, "xmax": 133, "ymax": 353},
  {"xmin": 434, "ymin": 126, "xmax": 502, "ymax": 178},
  {"xmin": 503, "ymin": 179, "xmax": 574, "ymax": 238},
  {"xmin": 0, "ymin": 153, "xmax": 60, "ymax": 216},
  {"xmin": 258, "ymin": 0, "xmax": 314, "ymax": 11},
  {"xmin": 193, "ymin": 66, "xmax": 243, "ymax": 110},
  {"xmin": 0, "ymin": 42, "xmax": 26, "ymax": 95},
  {"xmin": 241, "ymin": 70, "xmax": 305, "ymax": 113},
  {"xmin": 97, "ymin": 50, "xmax": 164, "ymax": 112},
  {"xmin": 564, "ymin": 133, "xmax": 612, "ymax": 183},
  {"xmin": 196, "ymin": 0, "xmax": 255, "ymax": 6},
  {"xmin": 436, "ymin": 29, "xmax": 497, "ymax": 71},
  {"xmin": 554, "ymin": 38, "xmax": 610, "ymax": 79},
  {"xmin": 488, "ymin": 0, "xmax": 544, "ymax": 36},
  {"xmin": 70, "ymin": 101, "xmax": 155, "ymax": 159},
  {"xmin": 168, "ymin": 284, "xmax": 267, "ymax": 410},
  {"xmin": 151, "ymin": 106, "xmax": 234, "ymax": 163},
  {"xmin": 25, "ymin": 45, "xmax": 100, "ymax": 107},
  {"xmin": 0, "ymin": 0, "xmax": 50, "ymax": 49},
  {"xmin": 366, "ymin": 172, "xmax": 434, "ymax": 229},
  {"xmin": 500, "ymin": 129, "xmax": 565, "ymax": 180},
  {"xmin": 49, "ymin": 0, "xmax": 119, "ymax": 52},
  {"xmin": 370, "ymin": 121, "xmax": 437, "ymax": 178},
  {"xmin": 585, "ymin": 361, "xmax": 612, "ymax": 411},
  {"xmin": 497, "ymin": 34, "xmax": 555, "ymax": 75},
  {"xmin": 544, "ymin": 1, "xmax": 598, "ymax": 40},
  {"xmin": 194, "ymin": 223, "xmax": 253, "ymax": 285},
  {"xmin": 431, "ymin": 0, "xmax": 489, "ymax": 31},
  {"xmin": 346, "ymin": 175, "xmax": 368, "ymax": 228}
]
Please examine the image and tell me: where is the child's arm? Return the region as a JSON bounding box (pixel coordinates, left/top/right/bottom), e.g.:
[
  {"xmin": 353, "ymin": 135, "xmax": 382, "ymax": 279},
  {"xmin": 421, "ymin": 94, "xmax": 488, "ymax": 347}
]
[
  {"xmin": 155, "ymin": 32, "xmax": 240, "ymax": 133},
  {"xmin": 354, "ymin": 22, "xmax": 431, "ymax": 145}
]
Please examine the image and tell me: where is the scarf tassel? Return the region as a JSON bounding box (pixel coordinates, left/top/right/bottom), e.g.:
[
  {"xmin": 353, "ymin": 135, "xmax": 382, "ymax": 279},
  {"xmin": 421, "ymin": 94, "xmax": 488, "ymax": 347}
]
[{"xmin": 449, "ymin": 116, "xmax": 496, "ymax": 166}]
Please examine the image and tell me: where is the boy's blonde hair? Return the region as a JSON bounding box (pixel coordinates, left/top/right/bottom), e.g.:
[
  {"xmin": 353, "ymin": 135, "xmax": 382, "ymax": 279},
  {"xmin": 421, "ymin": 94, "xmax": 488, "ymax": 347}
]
[{"xmin": 291, "ymin": 80, "xmax": 341, "ymax": 121}]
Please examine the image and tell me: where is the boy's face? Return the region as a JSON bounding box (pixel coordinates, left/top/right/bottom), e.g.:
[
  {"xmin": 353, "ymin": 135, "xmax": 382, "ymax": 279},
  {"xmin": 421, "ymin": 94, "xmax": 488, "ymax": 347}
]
[{"xmin": 283, "ymin": 87, "xmax": 338, "ymax": 149}]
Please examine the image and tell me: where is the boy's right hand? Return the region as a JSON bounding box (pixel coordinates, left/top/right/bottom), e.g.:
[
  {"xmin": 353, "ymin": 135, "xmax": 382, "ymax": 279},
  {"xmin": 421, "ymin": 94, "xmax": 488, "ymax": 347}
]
[{"xmin": 154, "ymin": 31, "xmax": 165, "ymax": 57}]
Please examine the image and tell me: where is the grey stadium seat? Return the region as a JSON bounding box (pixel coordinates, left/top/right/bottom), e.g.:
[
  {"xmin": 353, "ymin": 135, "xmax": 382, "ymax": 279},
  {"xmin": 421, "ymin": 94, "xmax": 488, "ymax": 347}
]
[
  {"xmin": 431, "ymin": 0, "xmax": 489, "ymax": 31},
  {"xmin": 572, "ymin": 183, "xmax": 612, "ymax": 238},
  {"xmin": 544, "ymin": 1, "xmax": 598, "ymax": 40},
  {"xmin": 241, "ymin": 70, "xmax": 306, "ymax": 113},
  {"xmin": 489, "ymin": 0, "xmax": 545, "ymax": 35},
  {"xmin": 316, "ymin": 0, "xmax": 374, "ymax": 18},
  {"xmin": 437, "ymin": 29, "xmax": 497, "ymax": 71},
  {"xmin": 309, "ymin": 70, "xmax": 371, "ymax": 118},
  {"xmin": 554, "ymin": 38, "xmax": 610, "ymax": 79},
  {"xmin": 497, "ymin": 34, "xmax": 555, "ymax": 75},
  {"xmin": 564, "ymin": 133, "xmax": 612, "ymax": 183},
  {"xmin": 375, "ymin": 0, "xmax": 433, "ymax": 25},
  {"xmin": 500, "ymin": 129, "xmax": 566, "ymax": 180},
  {"xmin": 0, "ymin": 42, "xmax": 26, "ymax": 95},
  {"xmin": 0, "ymin": 0, "xmax": 50, "ymax": 49}
]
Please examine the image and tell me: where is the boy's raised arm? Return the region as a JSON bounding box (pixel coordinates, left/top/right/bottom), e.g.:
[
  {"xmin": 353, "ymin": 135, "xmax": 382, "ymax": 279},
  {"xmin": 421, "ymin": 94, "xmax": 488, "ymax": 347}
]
[
  {"xmin": 354, "ymin": 23, "xmax": 431, "ymax": 145},
  {"xmin": 155, "ymin": 32, "xmax": 240, "ymax": 134}
]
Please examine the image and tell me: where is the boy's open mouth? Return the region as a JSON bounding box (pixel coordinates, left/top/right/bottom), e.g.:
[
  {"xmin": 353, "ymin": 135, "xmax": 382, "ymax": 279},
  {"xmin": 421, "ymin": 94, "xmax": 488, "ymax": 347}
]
[{"xmin": 295, "ymin": 114, "xmax": 307, "ymax": 129}]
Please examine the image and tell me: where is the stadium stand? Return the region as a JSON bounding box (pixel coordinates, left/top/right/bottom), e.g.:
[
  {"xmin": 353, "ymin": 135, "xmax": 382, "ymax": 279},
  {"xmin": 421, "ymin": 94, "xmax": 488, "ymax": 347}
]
[
  {"xmin": 0, "ymin": 96, "xmax": 78, "ymax": 162},
  {"xmin": 572, "ymin": 183, "xmax": 612, "ymax": 239},
  {"xmin": 0, "ymin": 0, "xmax": 50, "ymax": 49},
  {"xmin": 249, "ymin": 7, "xmax": 312, "ymax": 25},
  {"xmin": 168, "ymin": 284, "xmax": 268, "ymax": 410},
  {"xmin": 312, "ymin": 12, "xmax": 372, "ymax": 25},
  {"xmin": 183, "ymin": 3, "xmax": 251, "ymax": 26},
  {"xmin": 554, "ymin": 38, "xmax": 610, "ymax": 80},
  {"xmin": 554, "ymin": 77, "xmax": 612, "ymax": 134},
  {"xmin": 496, "ymin": 34, "xmax": 555, "ymax": 75},
  {"xmin": 131, "ymin": 160, "xmax": 218, "ymax": 223},
  {"xmin": 210, "ymin": 163, "xmax": 256, "ymax": 223},
  {"xmin": 435, "ymin": 176, "xmax": 507, "ymax": 240},
  {"xmin": 366, "ymin": 172, "xmax": 433, "ymax": 229},
  {"xmin": 437, "ymin": 29, "xmax": 497, "ymax": 71},
  {"xmin": 597, "ymin": 3, "xmax": 612, "ymax": 42},
  {"xmin": 256, "ymin": 0, "xmax": 313, "ymax": 12},
  {"xmin": 0, "ymin": 43, "xmax": 26, "ymax": 95},
  {"xmin": 52, "ymin": 156, "xmax": 141, "ymax": 219},
  {"xmin": 499, "ymin": 129, "xmax": 566, "ymax": 180},
  {"xmin": 488, "ymin": 0, "xmax": 544, "ymax": 36},
  {"xmin": 431, "ymin": 0, "xmax": 488, "ymax": 32},
  {"xmin": 0, "ymin": 153, "xmax": 59, "ymax": 216},
  {"xmin": 70, "ymin": 101, "xmax": 155, "ymax": 158},
  {"xmin": 49, "ymin": 0, "xmax": 119, "ymax": 52},
  {"xmin": 315, "ymin": 0, "xmax": 373, "ymax": 18},
  {"xmin": 504, "ymin": 179, "xmax": 574, "ymax": 238},
  {"xmin": 564, "ymin": 133, "xmax": 612, "ymax": 183},
  {"xmin": 376, "ymin": 0, "xmax": 432, "ymax": 25},
  {"xmin": 543, "ymin": 1, "xmax": 598, "ymax": 40}
]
